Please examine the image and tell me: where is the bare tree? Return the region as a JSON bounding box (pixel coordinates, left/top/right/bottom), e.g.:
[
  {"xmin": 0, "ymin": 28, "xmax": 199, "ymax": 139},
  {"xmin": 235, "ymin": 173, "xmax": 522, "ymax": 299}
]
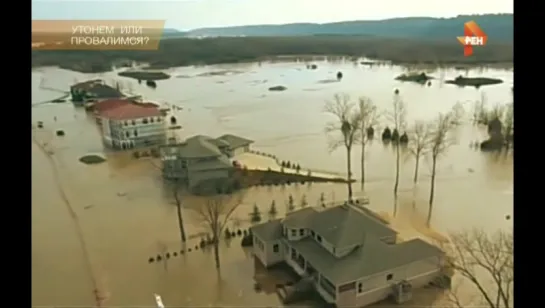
[
  {"xmin": 426, "ymin": 105, "xmax": 462, "ymax": 226},
  {"xmin": 473, "ymin": 92, "xmax": 488, "ymax": 124},
  {"xmin": 442, "ymin": 229, "xmax": 513, "ymax": 308},
  {"xmin": 386, "ymin": 91, "xmax": 407, "ymax": 215},
  {"xmin": 324, "ymin": 93, "xmax": 362, "ymax": 201},
  {"xmin": 193, "ymin": 189, "xmax": 243, "ymax": 269},
  {"xmin": 172, "ymin": 183, "xmax": 187, "ymax": 244},
  {"xmin": 407, "ymin": 121, "xmax": 432, "ymax": 184},
  {"xmin": 502, "ymin": 103, "xmax": 514, "ymax": 149},
  {"xmin": 357, "ymin": 97, "xmax": 380, "ymax": 191},
  {"xmin": 149, "ymin": 160, "xmax": 187, "ymax": 246}
]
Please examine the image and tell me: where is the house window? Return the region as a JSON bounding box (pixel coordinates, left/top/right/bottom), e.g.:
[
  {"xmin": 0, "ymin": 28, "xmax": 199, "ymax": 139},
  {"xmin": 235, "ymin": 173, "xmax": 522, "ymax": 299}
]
[
  {"xmin": 358, "ymin": 283, "xmax": 363, "ymax": 293},
  {"xmin": 291, "ymin": 229, "xmax": 297, "ymax": 237},
  {"xmin": 158, "ymin": 117, "xmax": 162, "ymax": 122},
  {"xmin": 134, "ymin": 130, "xmax": 138, "ymax": 137},
  {"xmin": 150, "ymin": 118, "xmax": 155, "ymax": 123},
  {"xmin": 124, "ymin": 121, "xmax": 128, "ymax": 126},
  {"xmin": 143, "ymin": 118, "xmax": 149, "ymax": 124},
  {"xmin": 273, "ymin": 244, "xmax": 279, "ymax": 253},
  {"xmin": 299, "ymin": 229, "xmax": 304, "ymax": 236},
  {"xmin": 317, "ymin": 235, "xmax": 322, "ymax": 243},
  {"xmin": 339, "ymin": 282, "xmax": 356, "ymax": 293},
  {"xmin": 311, "ymin": 230, "xmax": 315, "ymax": 236},
  {"xmin": 386, "ymin": 274, "xmax": 393, "ymax": 281},
  {"xmin": 131, "ymin": 120, "xmax": 136, "ymax": 125},
  {"xmin": 125, "ymin": 131, "xmax": 130, "ymax": 138}
]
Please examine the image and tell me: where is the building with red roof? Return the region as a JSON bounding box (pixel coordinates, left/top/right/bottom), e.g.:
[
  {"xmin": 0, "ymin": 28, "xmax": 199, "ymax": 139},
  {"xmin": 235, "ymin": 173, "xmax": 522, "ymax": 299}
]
[{"xmin": 98, "ymin": 100, "xmax": 167, "ymax": 150}]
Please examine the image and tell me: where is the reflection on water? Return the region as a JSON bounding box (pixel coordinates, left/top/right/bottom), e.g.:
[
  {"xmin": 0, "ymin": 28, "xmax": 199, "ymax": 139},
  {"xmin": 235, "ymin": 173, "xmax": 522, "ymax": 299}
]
[{"xmin": 32, "ymin": 60, "xmax": 513, "ymax": 307}]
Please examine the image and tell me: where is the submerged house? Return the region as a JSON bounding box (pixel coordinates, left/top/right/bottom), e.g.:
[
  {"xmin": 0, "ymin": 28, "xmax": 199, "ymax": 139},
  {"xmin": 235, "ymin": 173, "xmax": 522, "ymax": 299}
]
[
  {"xmin": 250, "ymin": 204, "xmax": 446, "ymax": 307},
  {"xmin": 70, "ymin": 79, "xmax": 124, "ymax": 104},
  {"xmin": 97, "ymin": 99, "xmax": 166, "ymax": 150},
  {"xmin": 159, "ymin": 134, "xmax": 253, "ymax": 188}
]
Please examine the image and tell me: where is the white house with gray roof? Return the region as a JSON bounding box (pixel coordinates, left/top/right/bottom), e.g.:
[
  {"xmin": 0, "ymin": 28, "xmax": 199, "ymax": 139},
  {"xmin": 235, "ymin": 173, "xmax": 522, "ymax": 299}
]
[
  {"xmin": 250, "ymin": 204, "xmax": 446, "ymax": 307},
  {"xmin": 159, "ymin": 134, "xmax": 253, "ymax": 188}
]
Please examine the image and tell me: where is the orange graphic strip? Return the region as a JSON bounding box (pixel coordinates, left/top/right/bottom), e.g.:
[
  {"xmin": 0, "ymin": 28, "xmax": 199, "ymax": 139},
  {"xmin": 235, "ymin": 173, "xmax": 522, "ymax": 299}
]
[{"xmin": 32, "ymin": 20, "xmax": 165, "ymax": 51}]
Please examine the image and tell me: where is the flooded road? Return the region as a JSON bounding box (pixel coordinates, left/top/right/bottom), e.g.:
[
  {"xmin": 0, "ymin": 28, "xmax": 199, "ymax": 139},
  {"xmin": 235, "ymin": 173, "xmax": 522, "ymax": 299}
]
[{"xmin": 32, "ymin": 59, "xmax": 513, "ymax": 307}]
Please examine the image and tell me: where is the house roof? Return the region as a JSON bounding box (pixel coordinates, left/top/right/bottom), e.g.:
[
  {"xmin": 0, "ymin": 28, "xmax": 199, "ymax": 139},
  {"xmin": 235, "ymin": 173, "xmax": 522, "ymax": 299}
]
[
  {"xmin": 217, "ymin": 134, "xmax": 254, "ymax": 149},
  {"xmin": 94, "ymin": 98, "xmax": 131, "ymax": 113},
  {"xmin": 251, "ymin": 219, "xmax": 283, "ymax": 241},
  {"xmin": 71, "ymin": 79, "xmax": 103, "ymax": 90},
  {"xmin": 312, "ymin": 205, "xmax": 397, "ymax": 247},
  {"xmin": 160, "ymin": 134, "xmax": 253, "ymax": 159},
  {"xmin": 86, "ymin": 84, "xmax": 124, "ymax": 99},
  {"xmin": 187, "ymin": 155, "xmax": 232, "ymax": 171},
  {"xmin": 288, "ymin": 235, "xmax": 443, "ymax": 284},
  {"xmin": 100, "ymin": 103, "xmax": 161, "ymax": 120},
  {"xmin": 283, "ymin": 208, "xmax": 317, "ymax": 229},
  {"xmin": 283, "ymin": 205, "xmax": 396, "ymax": 247}
]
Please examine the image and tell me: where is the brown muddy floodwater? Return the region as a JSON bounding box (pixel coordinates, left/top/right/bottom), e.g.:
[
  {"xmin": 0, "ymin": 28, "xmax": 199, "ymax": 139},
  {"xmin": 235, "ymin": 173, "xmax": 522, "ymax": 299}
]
[{"xmin": 32, "ymin": 59, "xmax": 513, "ymax": 307}]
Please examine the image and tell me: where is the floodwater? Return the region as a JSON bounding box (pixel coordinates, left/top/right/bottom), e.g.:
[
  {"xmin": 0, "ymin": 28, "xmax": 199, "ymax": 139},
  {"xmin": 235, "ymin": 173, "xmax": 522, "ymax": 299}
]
[{"xmin": 32, "ymin": 59, "xmax": 513, "ymax": 307}]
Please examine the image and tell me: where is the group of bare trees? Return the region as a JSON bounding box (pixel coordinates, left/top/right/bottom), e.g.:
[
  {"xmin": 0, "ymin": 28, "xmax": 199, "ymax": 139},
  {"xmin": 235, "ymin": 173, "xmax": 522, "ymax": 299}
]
[
  {"xmin": 324, "ymin": 92, "xmax": 462, "ymax": 225},
  {"xmin": 324, "ymin": 93, "xmax": 381, "ymax": 201}
]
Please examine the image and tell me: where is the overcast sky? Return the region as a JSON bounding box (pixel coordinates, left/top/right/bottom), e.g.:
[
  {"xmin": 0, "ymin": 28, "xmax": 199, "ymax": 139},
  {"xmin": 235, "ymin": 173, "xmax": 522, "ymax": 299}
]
[{"xmin": 32, "ymin": 0, "xmax": 513, "ymax": 31}]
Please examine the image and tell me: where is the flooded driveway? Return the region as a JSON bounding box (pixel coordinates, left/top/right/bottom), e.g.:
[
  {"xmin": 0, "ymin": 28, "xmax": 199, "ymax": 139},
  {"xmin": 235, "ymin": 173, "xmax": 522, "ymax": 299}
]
[{"xmin": 32, "ymin": 59, "xmax": 513, "ymax": 307}]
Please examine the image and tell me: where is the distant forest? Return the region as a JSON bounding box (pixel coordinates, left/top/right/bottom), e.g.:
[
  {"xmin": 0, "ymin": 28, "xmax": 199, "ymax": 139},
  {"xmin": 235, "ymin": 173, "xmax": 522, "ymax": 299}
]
[
  {"xmin": 32, "ymin": 14, "xmax": 513, "ymax": 73},
  {"xmin": 180, "ymin": 14, "xmax": 513, "ymax": 42}
]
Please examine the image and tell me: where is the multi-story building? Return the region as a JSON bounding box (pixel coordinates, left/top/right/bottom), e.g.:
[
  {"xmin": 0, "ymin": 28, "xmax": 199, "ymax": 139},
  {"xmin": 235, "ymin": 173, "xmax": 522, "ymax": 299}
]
[
  {"xmin": 98, "ymin": 100, "xmax": 167, "ymax": 150},
  {"xmin": 251, "ymin": 204, "xmax": 447, "ymax": 307}
]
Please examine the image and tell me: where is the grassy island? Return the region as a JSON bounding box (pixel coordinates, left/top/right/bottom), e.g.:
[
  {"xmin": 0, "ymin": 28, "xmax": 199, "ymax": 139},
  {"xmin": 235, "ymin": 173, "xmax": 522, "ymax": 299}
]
[
  {"xmin": 395, "ymin": 72, "xmax": 434, "ymax": 84},
  {"xmin": 445, "ymin": 76, "xmax": 503, "ymax": 87},
  {"xmin": 118, "ymin": 71, "xmax": 171, "ymax": 81}
]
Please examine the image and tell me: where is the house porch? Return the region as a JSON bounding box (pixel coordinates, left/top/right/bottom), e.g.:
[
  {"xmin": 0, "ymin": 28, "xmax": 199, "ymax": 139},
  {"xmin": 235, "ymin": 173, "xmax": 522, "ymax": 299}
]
[{"xmin": 282, "ymin": 241, "xmax": 337, "ymax": 303}]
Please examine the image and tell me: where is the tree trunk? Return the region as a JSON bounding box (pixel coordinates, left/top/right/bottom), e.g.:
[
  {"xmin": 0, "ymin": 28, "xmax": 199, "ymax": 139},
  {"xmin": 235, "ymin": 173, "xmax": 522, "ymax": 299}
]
[
  {"xmin": 393, "ymin": 145, "xmax": 400, "ymax": 216},
  {"xmin": 346, "ymin": 146, "xmax": 353, "ymax": 201},
  {"xmin": 413, "ymin": 155, "xmax": 420, "ymax": 184},
  {"xmin": 213, "ymin": 239, "xmax": 221, "ymax": 269},
  {"xmin": 427, "ymin": 156, "xmax": 437, "ymax": 226},
  {"xmin": 360, "ymin": 142, "xmax": 366, "ymax": 191},
  {"xmin": 174, "ymin": 190, "xmax": 186, "ymax": 244}
]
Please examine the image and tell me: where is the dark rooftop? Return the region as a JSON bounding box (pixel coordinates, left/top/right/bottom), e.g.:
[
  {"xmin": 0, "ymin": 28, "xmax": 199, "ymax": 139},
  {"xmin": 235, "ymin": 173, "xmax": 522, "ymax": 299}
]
[
  {"xmin": 283, "ymin": 205, "xmax": 397, "ymax": 248},
  {"xmin": 289, "ymin": 235, "xmax": 443, "ymax": 284},
  {"xmin": 160, "ymin": 134, "xmax": 253, "ymax": 159},
  {"xmin": 217, "ymin": 134, "xmax": 254, "ymax": 149},
  {"xmin": 251, "ymin": 219, "xmax": 283, "ymax": 241}
]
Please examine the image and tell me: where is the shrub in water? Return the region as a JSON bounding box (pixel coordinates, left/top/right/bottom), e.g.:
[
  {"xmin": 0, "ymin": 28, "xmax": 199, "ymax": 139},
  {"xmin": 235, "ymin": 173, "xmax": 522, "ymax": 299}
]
[{"xmin": 250, "ymin": 203, "xmax": 262, "ymax": 223}]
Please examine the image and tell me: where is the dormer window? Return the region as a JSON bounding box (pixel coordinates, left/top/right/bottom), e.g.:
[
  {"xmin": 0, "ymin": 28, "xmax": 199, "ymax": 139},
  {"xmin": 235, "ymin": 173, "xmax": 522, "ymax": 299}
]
[
  {"xmin": 299, "ymin": 229, "xmax": 304, "ymax": 236},
  {"xmin": 291, "ymin": 229, "xmax": 297, "ymax": 237},
  {"xmin": 317, "ymin": 235, "xmax": 322, "ymax": 243},
  {"xmin": 311, "ymin": 230, "xmax": 315, "ymax": 237}
]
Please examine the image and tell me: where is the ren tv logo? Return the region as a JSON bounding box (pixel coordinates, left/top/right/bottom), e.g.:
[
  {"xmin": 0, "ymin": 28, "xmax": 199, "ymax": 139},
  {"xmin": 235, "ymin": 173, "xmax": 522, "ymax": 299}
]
[{"xmin": 457, "ymin": 21, "xmax": 487, "ymax": 57}]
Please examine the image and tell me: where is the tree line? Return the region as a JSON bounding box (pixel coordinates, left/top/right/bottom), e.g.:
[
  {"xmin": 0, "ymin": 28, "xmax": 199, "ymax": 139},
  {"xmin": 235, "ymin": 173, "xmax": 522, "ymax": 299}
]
[
  {"xmin": 32, "ymin": 36, "xmax": 513, "ymax": 73},
  {"xmin": 324, "ymin": 90, "xmax": 465, "ymax": 225}
]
